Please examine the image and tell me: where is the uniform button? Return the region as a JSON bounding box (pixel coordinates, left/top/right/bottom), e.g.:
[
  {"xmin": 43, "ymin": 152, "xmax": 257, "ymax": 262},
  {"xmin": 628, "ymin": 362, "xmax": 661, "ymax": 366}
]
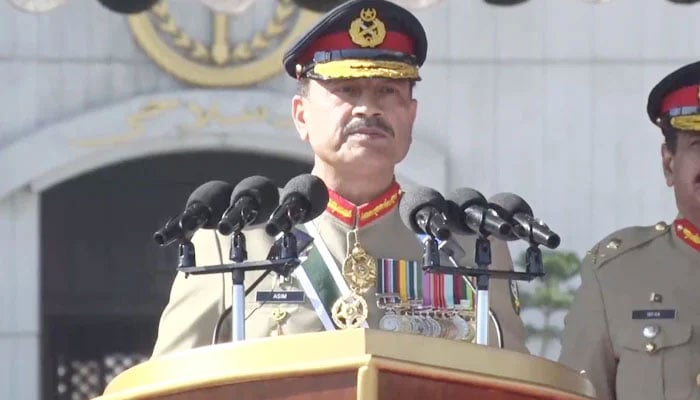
[
  {"xmin": 649, "ymin": 292, "xmax": 662, "ymax": 303},
  {"xmin": 645, "ymin": 342, "xmax": 657, "ymax": 353},
  {"xmin": 643, "ymin": 325, "xmax": 659, "ymax": 339},
  {"xmin": 696, "ymin": 373, "xmax": 700, "ymax": 387}
]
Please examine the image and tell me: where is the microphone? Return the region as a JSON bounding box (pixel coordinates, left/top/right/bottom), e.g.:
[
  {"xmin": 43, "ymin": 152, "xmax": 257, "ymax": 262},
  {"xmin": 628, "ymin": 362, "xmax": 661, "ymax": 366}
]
[
  {"xmin": 446, "ymin": 187, "xmax": 512, "ymax": 240},
  {"xmin": 487, "ymin": 193, "xmax": 561, "ymax": 249},
  {"xmin": 399, "ymin": 186, "xmax": 451, "ymax": 240},
  {"xmin": 217, "ymin": 176, "xmax": 280, "ymax": 235},
  {"xmin": 265, "ymin": 174, "xmax": 329, "ymax": 236},
  {"xmin": 153, "ymin": 216, "xmax": 183, "ymax": 247},
  {"xmin": 153, "ymin": 180, "xmax": 233, "ymax": 246}
]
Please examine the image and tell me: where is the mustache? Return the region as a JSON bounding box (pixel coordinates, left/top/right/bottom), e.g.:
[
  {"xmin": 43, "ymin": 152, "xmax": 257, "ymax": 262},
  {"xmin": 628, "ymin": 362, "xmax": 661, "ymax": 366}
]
[{"xmin": 342, "ymin": 116, "xmax": 394, "ymax": 138}]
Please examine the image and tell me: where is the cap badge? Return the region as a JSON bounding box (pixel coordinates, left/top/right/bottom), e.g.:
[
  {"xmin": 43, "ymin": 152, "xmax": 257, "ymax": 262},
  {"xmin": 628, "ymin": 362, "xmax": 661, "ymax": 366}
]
[{"xmin": 349, "ymin": 8, "xmax": 386, "ymax": 48}]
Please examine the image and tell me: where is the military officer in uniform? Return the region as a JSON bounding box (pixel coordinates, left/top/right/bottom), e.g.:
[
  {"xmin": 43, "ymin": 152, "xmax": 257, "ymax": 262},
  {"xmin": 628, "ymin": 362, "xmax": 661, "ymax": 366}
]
[
  {"xmin": 151, "ymin": 0, "xmax": 527, "ymax": 358},
  {"xmin": 559, "ymin": 60, "xmax": 700, "ymax": 400}
]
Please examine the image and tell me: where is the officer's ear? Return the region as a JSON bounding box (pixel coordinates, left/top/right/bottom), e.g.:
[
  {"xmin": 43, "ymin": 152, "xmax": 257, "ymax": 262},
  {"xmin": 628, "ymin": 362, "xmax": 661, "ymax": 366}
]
[
  {"xmin": 661, "ymin": 143, "xmax": 675, "ymax": 187},
  {"xmin": 292, "ymin": 94, "xmax": 309, "ymax": 141}
]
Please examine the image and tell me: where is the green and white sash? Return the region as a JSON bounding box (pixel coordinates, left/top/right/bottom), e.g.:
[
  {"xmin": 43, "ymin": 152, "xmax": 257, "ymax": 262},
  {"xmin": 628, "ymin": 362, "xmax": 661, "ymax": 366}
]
[{"xmin": 292, "ymin": 222, "xmax": 369, "ymax": 330}]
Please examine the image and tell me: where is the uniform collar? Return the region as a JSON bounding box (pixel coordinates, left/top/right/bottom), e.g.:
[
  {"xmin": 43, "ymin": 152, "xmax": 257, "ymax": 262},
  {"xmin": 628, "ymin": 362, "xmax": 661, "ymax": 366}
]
[
  {"xmin": 325, "ymin": 181, "xmax": 401, "ymax": 228},
  {"xmin": 673, "ymin": 217, "xmax": 700, "ymax": 253}
]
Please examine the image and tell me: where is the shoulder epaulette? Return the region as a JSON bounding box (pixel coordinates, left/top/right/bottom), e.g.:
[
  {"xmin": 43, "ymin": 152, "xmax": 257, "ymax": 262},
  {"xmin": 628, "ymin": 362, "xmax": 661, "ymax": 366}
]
[{"xmin": 586, "ymin": 221, "xmax": 670, "ymax": 269}]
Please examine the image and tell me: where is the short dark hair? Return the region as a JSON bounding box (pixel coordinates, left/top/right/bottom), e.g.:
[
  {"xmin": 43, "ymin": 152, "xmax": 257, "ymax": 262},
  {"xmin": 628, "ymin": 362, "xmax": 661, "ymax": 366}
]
[
  {"xmin": 663, "ymin": 128, "xmax": 678, "ymax": 154},
  {"xmin": 659, "ymin": 118, "xmax": 679, "ymax": 153},
  {"xmin": 297, "ymin": 78, "xmax": 310, "ymax": 97}
]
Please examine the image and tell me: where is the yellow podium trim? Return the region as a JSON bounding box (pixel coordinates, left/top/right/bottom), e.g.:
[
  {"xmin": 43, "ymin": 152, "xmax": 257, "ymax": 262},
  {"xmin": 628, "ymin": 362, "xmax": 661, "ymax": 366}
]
[{"xmin": 96, "ymin": 329, "xmax": 595, "ymax": 400}]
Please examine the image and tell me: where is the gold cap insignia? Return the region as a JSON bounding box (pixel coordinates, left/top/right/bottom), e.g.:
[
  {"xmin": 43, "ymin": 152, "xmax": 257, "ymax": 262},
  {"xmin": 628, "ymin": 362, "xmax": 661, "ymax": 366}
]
[{"xmin": 349, "ymin": 8, "xmax": 386, "ymax": 48}]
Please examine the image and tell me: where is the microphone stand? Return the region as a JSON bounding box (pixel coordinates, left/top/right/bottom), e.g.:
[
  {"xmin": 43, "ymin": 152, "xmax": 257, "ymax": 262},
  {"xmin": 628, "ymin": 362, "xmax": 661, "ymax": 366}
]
[
  {"xmin": 424, "ymin": 233, "xmax": 491, "ymax": 346},
  {"xmin": 422, "ymin": 225, "xmax": 545, "ymax": 347},
  {"xmin": 473, "ymin": 236, "xmax": 491, "ymax": 346},
  {"xmin": 227, "ymin": 230, "xmax": 299, "ymax": 342},
  {"xmin": 440, "ymin": 242, "xmax": 504, "ymax": 348},
  {"xmin": 524, "ymin": 243, "xmax": 544, "ymax": 276},
  {"xmin": 178, "ymin": 240, "xmax": 196, "ymax": 268},
  {"xmin": 176, "ymin": 230, "xmax": 302, "ymax": 344},
  {"xmin": 229, "ymin": 231, "xmax": 247, "ymax": 342}
]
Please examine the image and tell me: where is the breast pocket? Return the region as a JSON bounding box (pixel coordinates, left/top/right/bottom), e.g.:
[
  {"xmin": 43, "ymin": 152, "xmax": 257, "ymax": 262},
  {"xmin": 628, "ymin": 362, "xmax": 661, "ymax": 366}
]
[{"xmin": 616, "ymin": 322, "xmax": 694, "ymax": 400}]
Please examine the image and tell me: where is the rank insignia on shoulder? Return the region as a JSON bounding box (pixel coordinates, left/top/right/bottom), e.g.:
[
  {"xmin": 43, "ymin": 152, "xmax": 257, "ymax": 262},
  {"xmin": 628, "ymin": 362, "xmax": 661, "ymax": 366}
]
[
  {"xmin": 655, "ymin": 221, "xmax": 669, "ymax": 232},
  {"xmin": 606, "ymin": 238, "xmax": 622, "ymax": 250},
  {"xmin": 589, "ymin": 223, "xmax": 669, "ymax": 269}
]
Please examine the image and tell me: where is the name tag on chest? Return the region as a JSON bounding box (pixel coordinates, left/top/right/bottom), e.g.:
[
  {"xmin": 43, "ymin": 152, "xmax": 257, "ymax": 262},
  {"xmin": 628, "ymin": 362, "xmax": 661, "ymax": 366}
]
[
  {"xmin": 632, "ymin": 309, "xmax": 676, "ymax": 320},
  {"xmin": 256, "ymin": 291, "xmax": 305, "ymax": 303}
]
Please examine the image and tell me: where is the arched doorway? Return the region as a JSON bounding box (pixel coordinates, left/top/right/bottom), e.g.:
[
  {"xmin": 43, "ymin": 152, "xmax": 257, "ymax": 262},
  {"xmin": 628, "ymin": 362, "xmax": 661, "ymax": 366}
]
[
  {"xmin": 40, "ymin": 151, "xmax": 311, "ymax": 400},
  {"xmin": 0, "ymin": 89, "xmax": 446, "ymax": 400}
]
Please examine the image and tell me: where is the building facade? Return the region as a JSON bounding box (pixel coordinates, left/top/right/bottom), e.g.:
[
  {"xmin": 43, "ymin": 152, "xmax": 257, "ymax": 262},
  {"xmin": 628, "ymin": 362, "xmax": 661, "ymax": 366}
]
[{"xmin": 1, "ymin": 0, "xmax": 695, "ymax": 398}]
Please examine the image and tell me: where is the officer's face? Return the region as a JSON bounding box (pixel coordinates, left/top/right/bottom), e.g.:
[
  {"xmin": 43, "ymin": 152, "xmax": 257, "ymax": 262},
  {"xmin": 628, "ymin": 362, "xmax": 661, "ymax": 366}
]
[
  {"xmin": 292, "ymin": 78, "xmax": 416, "ymax": 174},
  {"xmin": 662, "ymin": 132, "xmax": 700, "ymax": 221}
]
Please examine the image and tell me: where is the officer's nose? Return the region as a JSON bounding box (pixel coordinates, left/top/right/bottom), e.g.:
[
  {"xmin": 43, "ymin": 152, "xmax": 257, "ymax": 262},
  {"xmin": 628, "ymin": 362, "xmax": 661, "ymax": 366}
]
[{"xmin": 352, "ymin": 91, "xmax": 383, "ymax": 117}]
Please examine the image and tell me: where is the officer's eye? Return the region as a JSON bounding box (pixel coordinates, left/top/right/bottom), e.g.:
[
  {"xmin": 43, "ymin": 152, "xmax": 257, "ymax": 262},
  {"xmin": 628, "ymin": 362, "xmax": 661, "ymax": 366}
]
[
  {"xmin": 337, "ymin": 85, "xmax": 359, "ymax": 95},
  {"xmin": 379, "ymin": 85, "xmax": 398, "ymax": 94}
]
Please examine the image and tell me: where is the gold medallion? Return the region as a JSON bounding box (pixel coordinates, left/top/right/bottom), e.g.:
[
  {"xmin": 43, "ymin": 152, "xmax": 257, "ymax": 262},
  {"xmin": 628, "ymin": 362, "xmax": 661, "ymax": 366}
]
[
  {"xmin": 342, "ymin": 242, "xmax": 377, "ymax": 294},
  {"xmin": 272, "ymin": 308, "xmax": 288, "ymax": 336},
  {"xmin": 331, "ymin": 294, "xmax": 368, "ymax": 329},
  {"xmin": 348, "ymin": 8, "xmax": 386, "ymax": 48}
]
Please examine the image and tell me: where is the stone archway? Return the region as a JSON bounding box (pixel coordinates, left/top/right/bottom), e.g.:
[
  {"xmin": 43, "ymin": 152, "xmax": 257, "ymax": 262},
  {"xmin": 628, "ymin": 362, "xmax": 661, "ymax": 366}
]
[
  {"xmin": 0, "ymin": 89, "xmax": 447, "ymax": 400},
  {"xmin": 40, "ymin": 150, "xmax": 312, "ymax": 400}
]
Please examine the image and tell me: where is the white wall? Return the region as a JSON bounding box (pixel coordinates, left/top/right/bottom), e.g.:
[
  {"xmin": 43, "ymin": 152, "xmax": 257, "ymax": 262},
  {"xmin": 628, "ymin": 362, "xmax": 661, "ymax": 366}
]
[
  {"xmin": 409, "ymin": 0, "xmax": 688, "ymax": 256},
  {"xmin": 0, "ymin": 189, "xmax": 40, "ymax": 400}
]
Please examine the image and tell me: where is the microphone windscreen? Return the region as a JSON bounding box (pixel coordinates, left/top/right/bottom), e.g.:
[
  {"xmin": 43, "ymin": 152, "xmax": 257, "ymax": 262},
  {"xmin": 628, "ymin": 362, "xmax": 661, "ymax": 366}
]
[
  {"xmin": 399, "ymin": 186, "xmax": 446, "ymax": 234},
  {"xmin": 186, "ymin": 180, "xmax": 234, "ymax": 228},
  {"xmin": 97, "ymin": 0, "xmax": 158, "ymax": 14},
  {"xmin": 231, "ymin": 176, "xmax": 280, "ymax": 224},
  {"xmin": 446, "ymin": 188, "xmax": 487, "ymax": 210},
  {"xmin": 488, "ymin": 192, "xmax": 533, "ymax": 219},
  {"xmin": 445, "ymin": 188, "xmax": 487, "ymax": 235},
  {"xmin": 282, "ymin": 174, "xmax": 329, "ymax": 222}
]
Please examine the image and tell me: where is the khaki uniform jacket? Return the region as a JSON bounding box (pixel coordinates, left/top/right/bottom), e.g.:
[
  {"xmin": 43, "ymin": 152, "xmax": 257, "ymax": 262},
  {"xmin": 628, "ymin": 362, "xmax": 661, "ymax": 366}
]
[
  {"xmin": 559, "ymin": 220, "xmax": 700, "ymax": 400},
  {"xmin": 151, "ymin": 204, "xmax": 528, "ymax": 358}
]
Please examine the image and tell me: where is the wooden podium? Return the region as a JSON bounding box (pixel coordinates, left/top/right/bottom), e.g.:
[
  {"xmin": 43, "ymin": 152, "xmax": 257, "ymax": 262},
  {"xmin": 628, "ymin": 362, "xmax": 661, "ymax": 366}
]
[{"xmin": 94, "ymin": 329, "xmax": 596, "ymax": 400}]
